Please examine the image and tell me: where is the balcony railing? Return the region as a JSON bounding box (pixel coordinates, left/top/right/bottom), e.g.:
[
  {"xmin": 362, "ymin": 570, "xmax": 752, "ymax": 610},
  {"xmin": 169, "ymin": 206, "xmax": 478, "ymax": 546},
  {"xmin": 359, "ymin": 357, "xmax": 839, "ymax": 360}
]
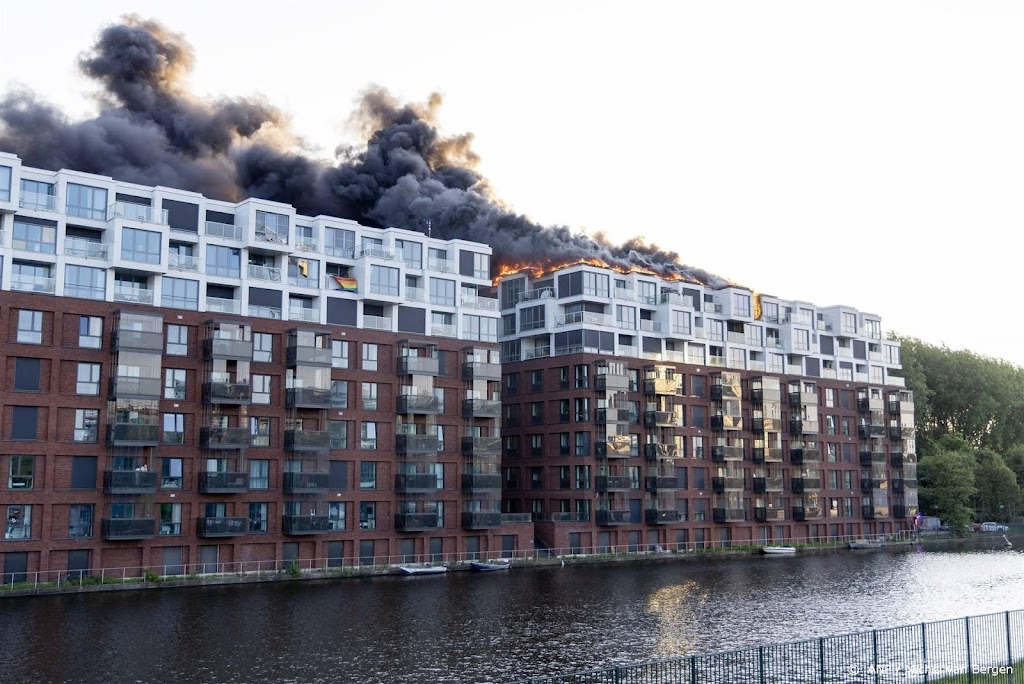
[
  {"xmin": 203, "ymin": 382, "xmax": 252, "ymax": 404},
  {"xmin": 363, "ymin": 315, "xmax": 392, "ymax": 331},
  {"xmin": 200, "ymin": 427, "xmax": 251, "ymax": 449},
  {"xmin": 643, "ymin": 411, "xmax": 677, "ymax": 428},
  {"xmin": 206, "ymin": 221, "xmax": 242, "ymax": 240},
  {"xmin": 206, "ymin": 297, "xmax": 241, "ymax": 314},
  {"xmin": 198, "ymin": 471, "xmax": 249, "ymax": 493},
  {"xmin": 394, "ymin": 513, "xmax": 440, "ymax": 531},
  {"xmin": 19, "ymin": 191, "xmax": 58, "ymax": 211},
  {"xmin": 462, "ymin": 362, "xmax": 501, "ymax": 380},
  {"xmin": 644, "ymin": 476, "xmax": 679, "ymax": 492},
  {"xmin": 427, "ymin": 257, "xmax": 455, "ymax": 273},
  {"xmin": 10, "ymin": 274, "xmax": 56, "ymax": 294},
  {"xmin": 196, "ymin": 517, "xmax": 247, "ymax": 537},
  {"xmin": 596, "ymin": 510, "xmax": 632, "ymax": 526},
  {"xmin": 399, "ymin": 356, "xmax": 440, "ymax": 375},
  {"xmin": 462, "ymin": 398, "xmax": 501, "ymax": 418},
  {"xmin": 644, "ymin": 509, "xmax": 679, "ymax": 525},
  {"xmin": 711, "ymin": 445, "xmax": 744, "ymax": 462},
  {"xmin": 285, "ymin": 387, "xmax": 332, "ymax": 409},
  {"xmin": 283, "ymin": 472, "xmax": 330, "ymax": 493},
  {"xmin": 295, "ymin": 238, "xmax": 319, "ymax": 252},
  {"xmin": 204, "ymin": 338, "xmax": 253, "ymax": 360},
  {"xmin": 395, "ymin": 473, "xmax": 439, "ymax": 493},
  {"xmin": 284, "ymin": 430, "xmax": 332, "ymax": 451},
  {"xmin": 460, "ymin": 512, "xmax": 502, "ymax": 529},
  {"xmin": 108, "ymin": 201, "xmax": 169, "ymax": 225},
  {"xmin": 461, "ymin": 436, "xmax": 501, "ymax": 457},
  {"xmin": 789, "ymin": 447, "xmax": 820, "ymax": 464},
  {"xmin": 110, "ymin": 375, "xmax": 162, "ymax": 399},
  {"xmin": 247, "ymin": 263, "xmax": 281, "ymax": 281},
  {"xmin": 396, "ymin": 394, "xmax": 440, "ymax": 414},
  {"xmin": 461, "ymin": 473, "xmax": 501, "ymax": 492},
  {"xmin": 248, "ymin": 305, "xmax": 282, "ymax": 320},
  {"xmin": 103, "ymin": 470, "xmax": 158, "ymax": 494},
  {"xmin": 712, "ymin": 507, "xmax": 746, "ymax": 523},
  {"xmin": 595, "ymin": 475, "xmax": 633, "ymax": 491},
  {"xmin": 644, "ymin": 378, "xmax": 681, "ymax": 395},
  {"xmin": 643, "ymin": 443, "xmax": 680, "ymax": 459},
  {"xmin": 289, "ymin": 306, "xmax": 319, "ymax": 322},
  {"xmin": 396, "ymin": 434, "xmax": 439, "ymax": 454},
  {"xmin": 108, "ymin": 423, "xmax": 161, "ymax": 446},
  {"xmin": 282, "ymin": 515, "xmax": 330, "ymax": 535},
  {"xmin": 461, "ymin": 295, "xmax": 499, "ymax": 311},
  {"xmin": 102, "ymin": 518, "xmax": 156, "ymax": 540},
  {"xmin": 64, "ymin": 237, "xmax": 109, "ymax": 261},
  {"xmin": 355, "ymin": 244, "xmax": 395, "ymax": 260}
]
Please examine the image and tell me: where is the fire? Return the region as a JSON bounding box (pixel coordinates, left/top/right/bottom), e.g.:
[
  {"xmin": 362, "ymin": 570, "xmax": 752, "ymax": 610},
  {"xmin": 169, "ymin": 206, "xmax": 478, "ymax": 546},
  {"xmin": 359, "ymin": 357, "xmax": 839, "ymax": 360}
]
[
  {"xmin": 753, "ymin": 291, "xmax": 763, "ymax": 320},
  {"xmin": 493, "ymin": 258, "xmax": 705, "ymax": 286}
]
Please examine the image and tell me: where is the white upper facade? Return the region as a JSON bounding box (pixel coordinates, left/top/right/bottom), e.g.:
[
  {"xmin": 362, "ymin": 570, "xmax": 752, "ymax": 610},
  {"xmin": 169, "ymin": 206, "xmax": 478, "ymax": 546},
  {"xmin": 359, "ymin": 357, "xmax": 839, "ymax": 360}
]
[
  {"xmin": 497, "ymin": 263, "xmax": 906, "ymax": 387},
  {"xmin": 0, "ymin": 151, "xmax": 499, "ymax": 341}
]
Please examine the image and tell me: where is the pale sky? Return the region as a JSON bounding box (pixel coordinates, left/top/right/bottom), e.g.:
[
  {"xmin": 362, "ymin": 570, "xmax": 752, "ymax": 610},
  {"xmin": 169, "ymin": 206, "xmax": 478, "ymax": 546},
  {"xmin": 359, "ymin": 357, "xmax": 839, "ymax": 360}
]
[{"xmin": 1, "ymin": 1, "xmax": 1022, "ymax": 366}]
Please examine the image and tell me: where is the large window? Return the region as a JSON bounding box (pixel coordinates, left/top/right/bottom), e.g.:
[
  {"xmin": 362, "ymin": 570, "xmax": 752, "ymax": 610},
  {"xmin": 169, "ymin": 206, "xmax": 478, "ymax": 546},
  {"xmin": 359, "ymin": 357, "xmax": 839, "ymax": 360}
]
[
  {"xmin": 161, "ymin": 458, "xmax": 183, "ymax": 489},
  {"xmin": 164, "ymin": 369, "xmax": 186, "ymax": 399},
  {"xmin": 159, "ymin": 503, "xmax": 182, "ymax": 535},
  {"xmin": 20, "ymin": 179, "xmax": 55, "ymax": 210},
  {"xmin": 76, "ymin": 363, "xmax": 101, "ymax": 395},
  {"xmin": 361, "ymin": 382, "xmax": 378, "ymax": 410},
  {"xmin": 0, "ymin": 165, "xmax": 9, "ymax": 201},
  {"xmin": 361, "ymin": 422, "xmax": 378, "ymax": 450},
  {"xmin": 162, "ymin": 413, "xmax": 184, "ymax": 444},
  {"xmin": 64, "ymin": 265, "xmax": 106, "ymax": 300},
  {"xmin": 332, "ymin": 380, "xmax": 349, "ymax": 409},
  {"xmin": 288, "ymin": 257, "xmax": 320, "ymax": 288},
  {"xmin": 5, "ymin": 505, "xmax": 32, "ymax": 539},
  {"xmin": 325, "ymin": 227, "xmax": 355, "ymax": 257},
  {"xmin": 473, "ymin": 252, "xmax": 489, "ymax": 279},
  {"xmin": 332, "ymin": 340, "xmax": 350, "ymax": 369},
  {"xmin": 248, "ymin": 503, "xmax": 268, "ymax": 533},
  {"xmin": 69, "ymin": 504, "xmax": 94, "ymax": 538},
  {"xmin": 463, "ymin": 315, "xmax": 497, "ymax": 342},
  {"xmin": 369, "ymin": 265, "xmax": 400, "ymax": 296},
  {"xmin": 17, "ymin": 310, "xmax": 43, "ymax": 344},
  {"xmin": 255, "ymin": 210, "xmax": 289, "ymax": 243},
  {"xmin": 74, "ymin": 409, "xmax": 99, "ymax": 442},
  {"xmin": 8, "ymin": 456, "xmax": 34, "ymax": 489},
  {"xmin": 161, "ymin": 277, "xmax": 199, "ymax": 310},
  {"xmin": 254, "ymin": 333, "xmax": 273, "ymax": 362},
  {"xmin": 251, "ymin": 417, "xmax": 271, "ymax": 447},
  {"xmin": 206, "ymin": 245, "xmax": 241, "ymax": 278},
  {"xmin": 12, "ymin": 219, "xmax": 56, "ymax": 253},
  {"xmin": 121, "ymin": 227, "xmax": 161, "ymax": 264},
  {"xmin": 66, "ymin": 183, "xmax": 108, "ymax": 220},
  {"xmin": 360, "ymin": 462, "xmax": 377, "ymax": 489},
  {"xmin": 249, "ymin": 460, "xmax": 269, "ymax": 489},
  {"xmin": 252, "ymin": 375, "xmax": 271, "ymax": 404},
  {"xmin": 429, "ymin": 278, "xmax": 455, "ymax": 306},
  {"xmin": 79, "ymin": 316, "xmax": 103, "ymax": 349},
  {"xmin": 166, "ymin": 325, "xmax": 188, "ymax": 355},
  {"xmin": 396, "ymin": 239, "xmax": 422, "ymax": 269},
  {"xmin": 362, "ymin": 343, "xmax": 378, "ymax": 371}
]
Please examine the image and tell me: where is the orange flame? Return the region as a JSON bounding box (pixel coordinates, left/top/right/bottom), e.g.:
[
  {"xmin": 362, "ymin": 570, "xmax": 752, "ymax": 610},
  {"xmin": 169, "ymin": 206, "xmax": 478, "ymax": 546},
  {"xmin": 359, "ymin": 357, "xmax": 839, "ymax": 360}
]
[
  {"xmin": 753, "ymin": 291, "xmax": 763, "ymax": 320},
  {"xmin": 493, "ymin": 258, "xmax": 709, "ymax": 287}
]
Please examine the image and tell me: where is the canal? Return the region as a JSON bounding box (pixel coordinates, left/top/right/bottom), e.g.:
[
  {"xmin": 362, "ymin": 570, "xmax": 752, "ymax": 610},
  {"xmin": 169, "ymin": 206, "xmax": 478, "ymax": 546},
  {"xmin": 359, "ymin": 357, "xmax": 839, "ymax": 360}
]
[{"xmin": 0, "ymin": 542, "xmax": 1021, "ymax": 684}]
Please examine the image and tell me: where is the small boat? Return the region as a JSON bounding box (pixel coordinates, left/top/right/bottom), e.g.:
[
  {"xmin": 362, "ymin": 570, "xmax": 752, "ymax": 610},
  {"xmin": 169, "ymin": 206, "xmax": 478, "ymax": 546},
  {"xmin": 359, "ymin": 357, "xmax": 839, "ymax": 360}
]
[
  {"xmin": 761, "ymin": 546, "xmax": 797, "ymax": 555},
  {"xmin": 471, "ymin": 559, "xmax": 511, "ymax": 572},
  {"xmin": 398, "ymin": 564, "xmax": 448, "ymax": 575},
  {"xmin": 848, "ymin": 539, "xmax": 883, "ymax": 549}
]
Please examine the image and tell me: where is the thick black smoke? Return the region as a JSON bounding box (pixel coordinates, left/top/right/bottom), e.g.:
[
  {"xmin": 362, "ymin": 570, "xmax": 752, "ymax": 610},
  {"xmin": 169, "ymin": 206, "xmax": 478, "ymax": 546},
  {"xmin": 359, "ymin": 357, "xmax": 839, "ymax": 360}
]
[{"xmin": 0, "ymin": 16, "xmax": 729, "ymax": 287}]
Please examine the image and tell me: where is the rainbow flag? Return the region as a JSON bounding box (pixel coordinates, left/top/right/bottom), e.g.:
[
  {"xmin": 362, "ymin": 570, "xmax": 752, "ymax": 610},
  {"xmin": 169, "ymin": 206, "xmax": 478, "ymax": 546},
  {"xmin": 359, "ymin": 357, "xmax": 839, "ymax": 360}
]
[{"xmin": 331, "ymin": 276, "xmax": 358, "ymax": 293}]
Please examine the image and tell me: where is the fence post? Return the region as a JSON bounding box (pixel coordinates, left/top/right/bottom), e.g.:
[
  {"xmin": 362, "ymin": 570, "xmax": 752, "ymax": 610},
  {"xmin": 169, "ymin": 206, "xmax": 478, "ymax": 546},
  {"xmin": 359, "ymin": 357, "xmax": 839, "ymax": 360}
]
[
  {"xmin": 690, "ymin": 655, "xmax": 697, "ymax": 684},
  {"xmin": 872, "ymin": 629, "xmax": 880, "ymax": 684},
  {"xmin": 922, "ymin": 622, "xmax": 929, "ymax": 684},
  {"xmin": 965, "ymin": 617, "xmax": 972, "ymax": 684},
  {"xmin": 819, "ymin": 637, "xmax": 825, "ymax": 683},
  {"xmin": 759, "ymin": 646, "xmax": 765, "ymax": 684},
  {"xmin": 1006, "ymin": 611, "xmax": 1013, "ymax": 675}
]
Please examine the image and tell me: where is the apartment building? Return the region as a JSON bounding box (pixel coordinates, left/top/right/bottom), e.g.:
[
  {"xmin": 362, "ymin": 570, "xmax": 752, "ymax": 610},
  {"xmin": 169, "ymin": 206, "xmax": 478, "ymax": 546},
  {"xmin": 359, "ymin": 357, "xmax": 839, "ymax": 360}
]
[
  {"xmin": 497, "ymin": 264, "xmax": 918, "ymax": 552},
  {"xmin": 0, "ymin": 152, "xmax": 530, "ymax": 581}
]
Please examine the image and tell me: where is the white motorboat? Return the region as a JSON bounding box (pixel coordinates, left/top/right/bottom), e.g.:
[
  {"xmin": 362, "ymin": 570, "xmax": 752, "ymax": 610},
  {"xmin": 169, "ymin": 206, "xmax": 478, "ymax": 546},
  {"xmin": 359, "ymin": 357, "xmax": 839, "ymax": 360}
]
[
  {"xmin": 398, "ymin": 564, "xmax": 448, "ymax": 575},
  {"xmin": 848, "ymin": 539, "xmax": 883, "ymax": 549},
  {"xmin": 470, "ymin": 559, "xmax": 511, "ymax": 572},
  {"xmin": 761, "ymin": 546, "xmax": 797, "ymax": 555}
]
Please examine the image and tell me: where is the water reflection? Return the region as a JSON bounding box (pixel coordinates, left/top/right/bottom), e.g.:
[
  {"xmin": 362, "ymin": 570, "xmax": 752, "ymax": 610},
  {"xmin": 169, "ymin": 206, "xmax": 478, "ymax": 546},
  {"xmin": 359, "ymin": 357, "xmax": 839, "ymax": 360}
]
[{"xmin": 0, "ymin": 545, "xmax": 1020, "ymax": 683}]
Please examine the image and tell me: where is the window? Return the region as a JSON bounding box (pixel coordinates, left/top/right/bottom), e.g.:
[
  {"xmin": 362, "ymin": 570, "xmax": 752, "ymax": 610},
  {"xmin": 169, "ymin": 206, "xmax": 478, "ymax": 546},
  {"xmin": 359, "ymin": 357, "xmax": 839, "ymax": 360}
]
[
  {"xmin": 360, "ymin": 462, "xmax": 377, "ymax": 489},
  {"xmin": 13, "ymin": 358, "xmax": 40, "ymax": 392},
  {"xmin": 64, "ymin": 265, "xmax": 106, "ymax": 300},
  {"xmin": 329, "ymin": 421, "xmax": 349, "ymax": 449},
  {"xmin": 248, "ymin": 503, "xmax": 268, "ymax": 533},
  {"xmin": 331, "ymin": 380, "xmax": 349, "ymax": 409},
  {"xmin": 332, "ymin": 340, "xmax": 350, "ymax": 369},
  {"xmin": 249, "ymin": 460, "xmax": 269, "ymax": 489},
  {"xmin": 359, "ymin": 502, "xmax": 376, "ymax": 530},
  {"xmin": 12, "ymin": 218, "xmax": 57, "ymax": 253},
  {"xmin": 17, "ymin": 310, "xmax": 43, "ymax": 344},
  {"xmin": 733, "ymin": 293, "xmax": 751, "ymax": 317},
  {"xmin": 164, "ymin": 369, "xmax": 186, "ymax": 399},
  {"xmin": 325, "ymin": 227, "xmax": 355, "ymax": 257},
  {"xmin": 206, "ymin": 244, "xmax": 241, "ymax": 278},
  {"xmin": 463, "ymin": 314, "xmax": 497, "ymax": 342},
  {"xmin": 472, "ymin": 252, "xmax": 489, "ymax": 279},
  {"xmin": 794, "ymin": 329, "xmax": 810, "ymax": 352},
  {"xmin": 5, "ymin": 505, "xmax": 32, "ymax": 539},
  {"xmin": 252, "ymin": 374, "xmax": 271, "ymax": 404},
  {"xmin": 8, "ymin": 456, "xmax": 34, "ymax": 489},
  {"xmin": 429, "ymin": 278, "xmax": 456, "ymax": 306},
  {"xmin": 121, "ymin": 227, "xmax": 161, "ymax": 264},
  {"xmin": 328, "ymin": 502, "xmax": 347, "ymax": 530},
  {"xmin": 254, "ymin": 333, "xmax": 273, "ymax": 362},
  {"xmin": 76, "ymin": 363, "xmax": 101, "ymax": 395},
  {"xmin": 574, "ymin": 432, "xmax": 590, "ymax": 456},
  {"xmin": 574, "ymin": 364, "xmax": 589, "ymax": 389},
  {"xmin": 288, "ymin": 257, "xmax": 320, "ymax": 288},
  {"xmin": 66, "ymin": 183, "xmax": 107, "ymax": 220},
  {"xmin": 161, "ymin": 277, "xmax": 199, "ymax": 310},
  {"xmin": 255, "ymin": 210, "xmax": 289, "ymax": 242},
  {"xmin": 361, "ymin": 422, "xmax": 378, "ymax": 450},
  {"xmin": 250, "ymin": 417, "xmax": 271, "ymax": 447},
  {"xmin": 362, "ymin": 343, "xmax": 378, "ymax": 371},
  {"xmin": 162, "ymin": 413, "xmax": 184, "ymax": 444},
  {"xmin": 361, "ymin": 382, "xmax": 378, "ymax": 410},
  {"xmin": 370, "ymin": 265, "xmax": 400, "ymax": 296},
  {"xmin": 159, "ymin": 503, "xmax": 182, "ymax": 535},
  {"xmin": 582, "ymin": 271, "xmax": 609, "ymax": 297},
  {"xmin": 74, "ymin": 409, "xmax": 99, "ymax": 442},
  {"xmin": 11, "ymin": 406, "xmax": 38, "ymax": 440},
  {"xmin": 166, "ymin": 325, "xmax": 188, "ymax": 355},
  {"xmin": 161, "ymin": 458, "xmax": 183, "ymax": 489},
  {"xmin": 396, "ymin": 239, "xmax": 422, "ymax": 268},
  {"xmin": 76, "ymin": 316, "xmax": 102, "ymax": 349},
  {"xmin": 69, "ymin": 504, "xmax": 94, "ymax": 538},
  {"xmin": 0, "ymin": 165, "xmax": 9, "ymax": 200}
]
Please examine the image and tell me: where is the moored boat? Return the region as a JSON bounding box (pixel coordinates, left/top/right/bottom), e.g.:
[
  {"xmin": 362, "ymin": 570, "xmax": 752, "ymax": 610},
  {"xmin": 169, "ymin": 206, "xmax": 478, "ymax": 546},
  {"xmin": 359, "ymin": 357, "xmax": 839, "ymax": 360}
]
[
  {"xmin": 470, "ymin": 559, "xmax": 511, "ymax": 572},
  {"xmin": 398, "ymin": 564, "xmax": 448, "ymax": 575},
  {"xmin": 761, "ymin": 546, "xmax": 797, "ymax": 555},
  {"xmin": 848, "ymin": 539, "xmax": 883, "ymax": 549}
]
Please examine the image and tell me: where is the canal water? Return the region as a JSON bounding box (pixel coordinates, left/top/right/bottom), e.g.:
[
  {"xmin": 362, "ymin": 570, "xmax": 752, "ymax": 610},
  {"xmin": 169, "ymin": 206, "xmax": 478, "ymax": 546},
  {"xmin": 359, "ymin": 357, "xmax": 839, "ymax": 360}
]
[{"xmin": 0, "ymin": 542, "xmax": 1021, "ymax": 684}]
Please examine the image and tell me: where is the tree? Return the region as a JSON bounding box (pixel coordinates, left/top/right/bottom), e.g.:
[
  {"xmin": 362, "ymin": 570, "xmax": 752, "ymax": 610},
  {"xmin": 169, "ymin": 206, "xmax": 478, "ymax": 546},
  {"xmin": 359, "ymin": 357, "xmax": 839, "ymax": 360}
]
[
  {"xmin": 974, "ymin": 450, "xmax": 1023, "ymax": 523},
  {"xmin": 918, "ymin": 438, "xmax": 976, "ymax": 534}
]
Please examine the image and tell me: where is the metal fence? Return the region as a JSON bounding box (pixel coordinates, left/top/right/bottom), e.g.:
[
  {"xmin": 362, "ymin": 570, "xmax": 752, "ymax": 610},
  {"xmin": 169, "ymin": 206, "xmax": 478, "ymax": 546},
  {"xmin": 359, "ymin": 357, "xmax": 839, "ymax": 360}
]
[{"xmin": 512, "ymin": 610, "xmax": 1024, "ymax": 684}]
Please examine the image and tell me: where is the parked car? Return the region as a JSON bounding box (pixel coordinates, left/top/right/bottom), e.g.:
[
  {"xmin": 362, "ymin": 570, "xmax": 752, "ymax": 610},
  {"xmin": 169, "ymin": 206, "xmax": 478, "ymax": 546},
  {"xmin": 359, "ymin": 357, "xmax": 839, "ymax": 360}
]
[{"xmin": 981, "ymin": 522, "xmax": 1009, "ymax": 532}]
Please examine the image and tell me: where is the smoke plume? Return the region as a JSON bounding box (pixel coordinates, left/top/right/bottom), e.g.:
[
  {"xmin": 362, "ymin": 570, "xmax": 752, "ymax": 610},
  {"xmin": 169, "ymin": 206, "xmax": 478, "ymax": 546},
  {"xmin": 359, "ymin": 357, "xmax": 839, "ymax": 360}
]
[{"xmin": 0, "ymin": 16, "xmax": 729, "ymax": 287}]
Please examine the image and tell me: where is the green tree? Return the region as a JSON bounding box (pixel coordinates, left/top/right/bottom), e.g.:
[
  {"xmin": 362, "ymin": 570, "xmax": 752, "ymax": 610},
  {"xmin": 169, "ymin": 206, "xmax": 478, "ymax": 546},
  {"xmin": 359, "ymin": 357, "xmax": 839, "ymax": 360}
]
[
  {"xmin": 973, "ymin": 450, "xmax": 1023, "ymax": 523},
  {"xmin": 918, "ymin": 438, "xmax": 976, "ymax": 534}
]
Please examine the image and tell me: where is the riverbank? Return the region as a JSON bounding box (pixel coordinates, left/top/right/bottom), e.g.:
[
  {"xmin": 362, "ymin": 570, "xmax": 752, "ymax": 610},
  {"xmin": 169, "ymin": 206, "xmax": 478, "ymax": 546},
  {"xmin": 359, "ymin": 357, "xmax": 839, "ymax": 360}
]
[{"xmin": 3, "ymin": 531, "xmax": 1014, "ymax": 600}]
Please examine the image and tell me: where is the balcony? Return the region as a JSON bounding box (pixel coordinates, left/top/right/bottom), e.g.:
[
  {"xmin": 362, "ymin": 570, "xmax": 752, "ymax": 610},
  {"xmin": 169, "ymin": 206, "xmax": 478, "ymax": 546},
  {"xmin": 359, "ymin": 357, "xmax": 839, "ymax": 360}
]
[
  {"xmin": 756, "ymin": 507, "xmax": 787, "ymax": 522},
  {"xmin": 792, "ymin": 507, "xmax": 807, "ymax": 522},
  {"xmin": 19, "ymin": 190, "xmax": 58, "ymax": 212},
  {"xmin": 295, "ymin": 237, "xmax": 319, "ymax": 252},
  {"xmin": 462, "ymin": 361, "xmax": 501, "ymax": 380},
  {"xmin": 644, "ymin": 476, "xmax": 679, "ymax": 492},
  {"xmin": 282, "ymin": 515, "xmax": 330, "ymax": 535},
  {"xmin": 749, "ymin": 388, "xmax": 764, "ymax": 404},
  {"xmin": 114, "ymin": 328, "xmax": 163, "ymax": 352},
  {"xmin": 10, "ymin": 274, "xmax": 56, "ymax": 294},
  {"xmin": 110, "ymin": 376, "xmax": 162, "ymax": 399},
  {"xmin": 711, "ymin": 476, "xmax": 745, "ymax": 492},
  {"xmin": 788, "ymin": 392, "xmax": 817, "ymax": 407},
  {"xmin": 204, "ymin": 338, "xmax": 253, "ymax": 360},
  {"xmin": 286, "ymin": 345, "xmax": 333, "ymax": 367},
  {"xmin": 108, "ymin": 423, "xmax": 161, "ymax": 446},
  {"xmin": 891, "ymin": 452, "xmax": 904, "ymax": 468},
  {"xmin": 861, "ymin": 506, "xmax": 876, "ymax": 520},
  {"xmin": 198, "ymin": 471, "xmax": 249, "ymax": 493},
  {"xmin": 201, "ymin": 427, "xmax": 250, "ymax": 449},
  {"xmin": 463, "ymin": 398, "xmax": 501, "ymax": 418},
  {"xmin": 859, "ymin": 451, "xmax": 887, "ymax": 466},
  {"xmin": 64, "ymin": 237, "xmax": 109, "ymax": 261},
  {"xmin": 461, "ymin": 436, "xmax": 501, "ymax": 457},
  {"xmin": 206, "ymin": 297, "xmax": 241, "ymax": 315},
  {"xmin": 643, "ymin": 443, "xmax": 680, "ymax": 460},
  {"xmin": 713, "ymin": 508, "xmax": 746, "ymax": 523},
  {"xmin": 247, "ymin": 263, "xmax": 282, "ymax": 282},
  {"xmin": 644, "ymin": 509, "xmax": 679, "ymax": 525},
  {"xmin": 791, "ymin": 478, "xmax": 820, "ymax": 494},
  {"xmin": 892, "ymin": 479, "xmax": 906, "ymax": 493},
  {"xmin": 396, "ymin": 394, "xmax": 440, "ymax": 414},
  {"xmin": 644, "ymin": 411, "xmax": 677, "ymax": 428},
  {"xmin": 595, "ymin": 374, "xmax": 630, "ymax": 392},
  {"xmin": 461, "ymin": 512, "xmax": 503, "ymax": 529},
  {"xmin": 711, "ymin": 445, "xmax": 744, "ymax": 462},
  {"xmin": 396, "ymin": 434, "xmax": 439, "ymax": 454},
  {"xmin": 644, "ymin": 378, "xmax": 681, "ymax": 395},
  {"xmin": 596, "ymin": 510, "xmax": 632, "ymax": 526},
  {"xmin": 595, "ymin": 408, "xmax": 631, "ymax": 424},
  {"xmin": 109, "ymin": 201, "xmax": 168, "ymax": 225},
  {"xmin": 889, "ymin": 426, "xmax": 903, "ymax": 440},
  {"xmin": 206, "ymin": 221, "xmax": 242, "ymax": 241},
  {"xmin": 461, "ymin": 473, "xmax": 501, "ymax": 492},
  {"xmin": 394, "ymin": 513, "xmax": 440, "ymax": 531},
  {"xmin": 595, "ymin": 475, "xmax": 633, "ymax": 492},
  {"xmin": 363, "ymin": 315, "xmax": 392, "ymax": 330},
  {"xmin": 284, "ymin": 430, "xmax": 332, "ymax": 451},
  {"xmin": 395, "ymin": 473, "xmax": 439, "ymax": 493},
  {"xmin": 168, "ymin": 253, "xmax": 199, "ymax": 272},
  {"xmin": 289, "ymin": 306, "xmax": 319, "ymax": 322},
  {"xmin": 711, "ymin": 415, "xmax": 743, "ymax": 431},
  {"xmin": 399, "ymin": 356, "xmax": 440, "ymax": 376},
  {"xmin": 196, "ymin": 517, "xmax": 247, "ymax": 537},
  {"xmin": 203, "ymin": 382, "xmax": 252, "ymax": 405},
  {"xmin": 285, "ymin": 387, "xmax": 332, "ymax": 409},
  {"xmin": 101, "ymin": 518, "xmax": 156, "ymax": 540},
  {"xmin": 892, "ymin": 505, "xmax": 908, "ymax": 518},
  {"xmin": 103, "ymin": 470, "xmax": 158, "ymax": 494},
  {"xmin": 282, "ymin": 472, "xmax": 330, "ymax": 494},
  {"xmin": 860, "ymin": 479, "xmax": 884, "ymax": 494}
]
